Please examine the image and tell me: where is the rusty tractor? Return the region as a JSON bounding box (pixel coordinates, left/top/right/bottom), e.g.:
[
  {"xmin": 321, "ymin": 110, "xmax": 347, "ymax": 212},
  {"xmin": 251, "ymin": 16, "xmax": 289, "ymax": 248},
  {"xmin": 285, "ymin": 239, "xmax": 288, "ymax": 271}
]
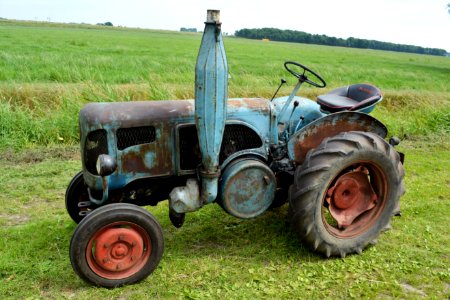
[{"xmin": 66, "ymin": 10, "xmax": 405, "ymax": 287}]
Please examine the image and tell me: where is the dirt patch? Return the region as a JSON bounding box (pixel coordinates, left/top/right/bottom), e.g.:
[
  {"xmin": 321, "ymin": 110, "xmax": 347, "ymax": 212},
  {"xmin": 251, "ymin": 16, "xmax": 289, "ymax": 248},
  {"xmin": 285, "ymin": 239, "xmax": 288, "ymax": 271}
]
[
  {"xmin": 0, "ymin": 213, "xmax": 30, "ymax": 226},
  {"xmin": 400, "ymin": 283, "xmax": 427, "ymax": 297},
  {"xmin": 0, "ymin": 145, "xmax": 80, "ymax": 164}
]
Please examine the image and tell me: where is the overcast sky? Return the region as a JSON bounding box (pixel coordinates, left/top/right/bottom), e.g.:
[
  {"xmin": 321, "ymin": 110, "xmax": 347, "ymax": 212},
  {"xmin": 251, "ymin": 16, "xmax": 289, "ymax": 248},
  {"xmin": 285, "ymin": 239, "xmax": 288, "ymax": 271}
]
[{"xmin": 1, "ymin": 0, "xmax": 449, "ymax": 51}]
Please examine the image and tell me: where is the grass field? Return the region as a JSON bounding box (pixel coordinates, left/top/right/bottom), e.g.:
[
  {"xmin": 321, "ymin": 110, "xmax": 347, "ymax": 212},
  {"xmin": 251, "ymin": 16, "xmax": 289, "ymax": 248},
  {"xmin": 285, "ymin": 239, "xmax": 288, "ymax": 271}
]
[
  {"xmin": 1, "ymin": 19, "xmax": 449, "ymax": 150},
  {"xmin": 0, "ymin": 19, "xmax": 449, "ymax": 299}
]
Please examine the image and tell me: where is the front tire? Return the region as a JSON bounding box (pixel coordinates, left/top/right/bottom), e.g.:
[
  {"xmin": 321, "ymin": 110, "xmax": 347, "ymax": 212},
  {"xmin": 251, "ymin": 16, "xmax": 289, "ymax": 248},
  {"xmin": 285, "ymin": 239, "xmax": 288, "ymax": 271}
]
[
  {"xmin": 70, "ymin": 203, "xmax": 164, "ymax": 287},
  {"xmin": 289, "ymin": 131, "xmax": 405, "ymax": 257}
]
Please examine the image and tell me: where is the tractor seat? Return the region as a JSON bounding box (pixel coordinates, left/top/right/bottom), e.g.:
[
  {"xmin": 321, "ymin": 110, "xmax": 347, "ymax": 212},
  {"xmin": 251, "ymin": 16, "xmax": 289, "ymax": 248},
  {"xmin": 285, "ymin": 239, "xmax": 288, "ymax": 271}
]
[{"xmin": 317, "ymin": 84, "xmax": 382, "ymax": 114}]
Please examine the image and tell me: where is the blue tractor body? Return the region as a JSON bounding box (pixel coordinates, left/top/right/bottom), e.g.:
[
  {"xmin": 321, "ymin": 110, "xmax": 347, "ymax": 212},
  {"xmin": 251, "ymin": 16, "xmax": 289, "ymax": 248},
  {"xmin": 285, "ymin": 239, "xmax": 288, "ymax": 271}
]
[
  {"xmin": 79, "ymin": 95, "xmax": 386, "ymax": 212},
  {"xmin": 79, "ymin": 98, "xmax": 274, "ymax": 192},
  {"xmin": 67, "ymin": 10, "xmax": 405, "ymax": 287}
]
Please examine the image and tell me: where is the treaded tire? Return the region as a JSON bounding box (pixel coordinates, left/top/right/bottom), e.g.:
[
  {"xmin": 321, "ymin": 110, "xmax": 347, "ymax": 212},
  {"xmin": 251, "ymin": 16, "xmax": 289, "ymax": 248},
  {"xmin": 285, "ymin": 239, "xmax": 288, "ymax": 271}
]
[
  {"xmin": 65, "ymin": 171, "xmax": 96, "ymax": 224},
  {"xmin": 70, "ymin": 203, "xmax": 164, "ymax": 287},
  {"xmin": 289, "ymin": 131, "xmax": 405, "ymax": 258}
]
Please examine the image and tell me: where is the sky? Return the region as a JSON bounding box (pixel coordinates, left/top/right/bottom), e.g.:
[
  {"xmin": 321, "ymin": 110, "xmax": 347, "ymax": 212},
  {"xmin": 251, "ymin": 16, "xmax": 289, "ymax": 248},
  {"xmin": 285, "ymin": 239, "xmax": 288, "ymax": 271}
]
[{"xmin": 1, "ymin": 0, "xmax": 449, "ymax": 52}]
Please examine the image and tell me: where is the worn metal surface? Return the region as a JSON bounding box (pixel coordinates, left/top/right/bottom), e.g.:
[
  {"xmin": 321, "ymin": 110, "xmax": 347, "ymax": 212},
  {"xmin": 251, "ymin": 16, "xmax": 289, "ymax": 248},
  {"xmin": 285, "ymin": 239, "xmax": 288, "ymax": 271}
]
[
  {"xmin": 87, "ymin": 176, "xmax": 109, "ymax": 205},
  {"xmin": 169, "ymin": 179, "xmax": 201, "ymax": 213},
  {"xmin": 86, "ymin": 221, "xmax": 151, "ymax": 280},
  {"xmin": 93, "ymin": 227, "xmax": 145, "ymax": 272},
  {"xmin": 80, "ymin": 101, "xmax": 193, "ymax": 187},
  {"xmin": 79, "ymin": 98, "xmax": 273, "ymax": 191},
  {"xmin": 271, "ymin": 96, "xmax": 325, "ymax": 141},
  {"xmin": 80, "ymin": 100, "xmax": 195, "ymax": 127},
  {"xmin": 277, "ymin": 81, "xmax": 303, "ymax": 124},
  {"xmin": 195, "ymin": 10, "xmax": 228, "ymax": 204},
  {"xmin": 177, "ymin": 121, "xmax": 266, "ymax": 174},
  {"xmin": 218, "ymin": 159, "xmax": 276, "ymax": 218},
  {"xmin": 287, "ymin": 112, "xmax": 388, "ymax": 164},
  {"xmin": 325, "ymin": 169, "xmax": 377, "ymax": 228}
]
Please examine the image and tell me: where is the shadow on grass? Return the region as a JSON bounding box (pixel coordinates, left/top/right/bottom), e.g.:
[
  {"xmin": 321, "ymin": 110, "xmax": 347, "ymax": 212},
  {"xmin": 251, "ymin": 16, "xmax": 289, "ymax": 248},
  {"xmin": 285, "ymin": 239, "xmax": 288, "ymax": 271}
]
[{"xmin": 158, "ymin": 203, "xmax": 322, "ymax": 263}]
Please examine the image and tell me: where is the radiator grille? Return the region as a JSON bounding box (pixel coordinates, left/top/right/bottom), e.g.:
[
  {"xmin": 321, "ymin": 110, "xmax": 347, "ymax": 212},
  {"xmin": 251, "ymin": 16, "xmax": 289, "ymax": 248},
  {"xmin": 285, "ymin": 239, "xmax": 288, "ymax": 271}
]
[
  {"xmin": 117, "ymin": 126, "xmax": 156, "ymax": 150},
  {"xmin": 178, "ymin": 124, "xmax": 263, "ymax": 170},
  {"xmin": 84, "ymin": 129, "xmax": 108, "ymax": 175},
  {"xmin": 219, "ymin": 124, "xmax": 263, "ymax": 163}
]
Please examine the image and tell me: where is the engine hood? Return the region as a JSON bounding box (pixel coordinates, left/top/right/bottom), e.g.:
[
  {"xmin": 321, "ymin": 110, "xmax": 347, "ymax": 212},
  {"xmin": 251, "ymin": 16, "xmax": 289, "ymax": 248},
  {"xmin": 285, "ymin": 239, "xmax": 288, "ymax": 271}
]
[{"xmin": 79, "ymin": 98, "xmax": 271, "ymax": 130}]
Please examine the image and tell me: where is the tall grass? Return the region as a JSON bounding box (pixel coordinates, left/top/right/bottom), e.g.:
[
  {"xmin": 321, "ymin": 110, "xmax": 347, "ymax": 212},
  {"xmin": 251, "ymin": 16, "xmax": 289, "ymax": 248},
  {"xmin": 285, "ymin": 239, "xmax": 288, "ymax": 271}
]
[
  {"xmin": 374, "ymin": 90, "xmax": 450, "ymax": 138},
  {"xmin": 0, "ymin": 19, "xmax": 449, "ymax": 150},
  {"xmin": 0, "ymin": 97, "xmax": 79, "ymax": 149}
]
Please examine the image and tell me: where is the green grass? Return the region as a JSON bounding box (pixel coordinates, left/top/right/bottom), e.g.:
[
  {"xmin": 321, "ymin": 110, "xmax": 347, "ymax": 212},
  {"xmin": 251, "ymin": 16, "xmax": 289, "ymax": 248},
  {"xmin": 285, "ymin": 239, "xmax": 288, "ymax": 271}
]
[
  {"xmin": 0, "ymin": 19, "xmax": 449, "ymax": 149},
  {"xmin": 0, "ymin": 141, "xmax": 449, "ymax": 299},
  {"xmin": 0, "ymin": 20, "xmax": 449, "ymax": 298}
]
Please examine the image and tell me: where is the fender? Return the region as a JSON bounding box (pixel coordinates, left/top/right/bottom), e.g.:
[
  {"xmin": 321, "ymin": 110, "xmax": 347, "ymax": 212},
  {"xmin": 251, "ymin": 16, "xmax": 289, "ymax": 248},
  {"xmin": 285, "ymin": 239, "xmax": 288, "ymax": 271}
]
[{"xmin": 287, "ymin": 112, "xmax": 387, "ymax": 164}]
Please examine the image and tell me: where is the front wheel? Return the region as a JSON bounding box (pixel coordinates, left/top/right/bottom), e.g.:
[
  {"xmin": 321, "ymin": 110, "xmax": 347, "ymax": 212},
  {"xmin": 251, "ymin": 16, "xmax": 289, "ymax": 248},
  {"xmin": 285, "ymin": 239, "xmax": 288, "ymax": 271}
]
[
  {"xmin": 289, "ymin": 131, "xmax": 405, "ymax": 257},
  {"xmin": 70, "ymin": 203, "xmax": 164, "ymax": 287}
]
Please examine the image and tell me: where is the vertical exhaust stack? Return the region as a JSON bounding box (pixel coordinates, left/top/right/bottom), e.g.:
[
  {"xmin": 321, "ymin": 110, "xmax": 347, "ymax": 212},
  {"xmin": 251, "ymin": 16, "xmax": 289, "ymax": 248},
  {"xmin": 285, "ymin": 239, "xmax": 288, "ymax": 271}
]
[{"xmin": 195, "ymin": 10, "xmax": 228, "ymax": 204}]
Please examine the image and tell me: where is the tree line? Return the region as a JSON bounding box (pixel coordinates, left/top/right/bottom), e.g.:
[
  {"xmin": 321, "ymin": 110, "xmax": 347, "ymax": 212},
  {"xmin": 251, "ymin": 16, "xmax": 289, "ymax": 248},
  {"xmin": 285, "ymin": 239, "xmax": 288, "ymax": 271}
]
[
  {"xmin": 235, "ymin": 28, "xmax": 447, "ymax": 56},
  {"xmin": 180, "ymin": 27, "xmax": 197, "ymax": 32}
]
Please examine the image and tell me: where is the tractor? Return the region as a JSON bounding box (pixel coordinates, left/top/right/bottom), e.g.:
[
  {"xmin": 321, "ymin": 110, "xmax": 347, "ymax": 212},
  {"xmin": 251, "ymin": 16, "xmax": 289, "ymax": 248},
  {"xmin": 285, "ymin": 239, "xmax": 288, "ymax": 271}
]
[{"xmin": 66, "ymin": 10, "xmax": 405, "ymax": 287}]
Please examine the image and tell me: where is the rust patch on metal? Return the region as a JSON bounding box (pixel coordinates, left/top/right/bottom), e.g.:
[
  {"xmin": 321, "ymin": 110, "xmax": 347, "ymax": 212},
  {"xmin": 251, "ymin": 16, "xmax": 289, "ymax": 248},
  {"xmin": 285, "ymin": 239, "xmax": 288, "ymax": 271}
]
[
  {"xmin": 120, "ymin": 124, "xmax": 173, "ymax": 176},
  {"xmin": 325, "ymin": 169, "xmax": 377, "ymax": 228},
  {"xmin": 228, "ymin": 98, "xmax": 270, "ymax": 112},
  {"xmin": 81, "ymin": 100, "xmax": 195, "ymax": 129},
  {"xmin": 121, "ymin": 152, "xmax": 146, "ymax": 173},
  {"xmin": 290, "ymin": 112, "xmax": 387, "ymax": 164}
]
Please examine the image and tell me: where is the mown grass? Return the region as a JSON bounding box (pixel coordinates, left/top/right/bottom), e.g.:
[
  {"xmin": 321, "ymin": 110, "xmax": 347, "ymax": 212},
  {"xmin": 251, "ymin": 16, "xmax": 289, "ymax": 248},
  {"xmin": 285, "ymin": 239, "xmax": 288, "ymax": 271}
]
[
  {"xmin": 0, "ymin": 20, "xmax": 449, "ymax": 299},
  {"xmin": 0, "ymin": 140, "xmax": 449, "ymax": 299}
]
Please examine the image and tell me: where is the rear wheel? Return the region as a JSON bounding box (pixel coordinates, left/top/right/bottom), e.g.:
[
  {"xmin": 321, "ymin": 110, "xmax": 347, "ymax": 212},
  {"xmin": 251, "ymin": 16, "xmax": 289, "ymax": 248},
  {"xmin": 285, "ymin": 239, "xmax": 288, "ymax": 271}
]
[
  {"xmin": 289, "ymin": 131, "xmax": 405, "ymax": 257},
  {"xmin": 70, "ymin": 203, "xmax": 164, "ymax": 287},
  {"xmin": 65, "ymin": 172, "xmax": 95, "ymax": 224}
]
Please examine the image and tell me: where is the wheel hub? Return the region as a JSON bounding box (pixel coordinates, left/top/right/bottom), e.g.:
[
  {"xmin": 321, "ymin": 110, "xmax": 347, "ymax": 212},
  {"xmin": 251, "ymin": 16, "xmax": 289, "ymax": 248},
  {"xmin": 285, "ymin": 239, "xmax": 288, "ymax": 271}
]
[
  {"xmin": 93, "ymin": 227, "xmax": 145, "ymax": 272},
  {"xmin": 326, "ymin": 169, "xmax": 377, "ymax": 229}
]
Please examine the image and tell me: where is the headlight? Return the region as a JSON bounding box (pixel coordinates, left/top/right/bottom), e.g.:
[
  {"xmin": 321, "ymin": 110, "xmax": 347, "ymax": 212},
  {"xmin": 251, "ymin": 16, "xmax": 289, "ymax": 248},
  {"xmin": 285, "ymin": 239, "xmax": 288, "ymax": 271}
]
[{"xmin": 96, "ymin": 154, "xmax": 117, "ymax": 177}]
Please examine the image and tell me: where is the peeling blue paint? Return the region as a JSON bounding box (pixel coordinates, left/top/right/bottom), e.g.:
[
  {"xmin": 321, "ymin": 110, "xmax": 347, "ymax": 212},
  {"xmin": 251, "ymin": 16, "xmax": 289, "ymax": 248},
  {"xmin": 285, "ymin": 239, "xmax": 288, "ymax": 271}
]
[{"xmin": 144, "ymin": 152, "xmax": 156, "ymax": 169}]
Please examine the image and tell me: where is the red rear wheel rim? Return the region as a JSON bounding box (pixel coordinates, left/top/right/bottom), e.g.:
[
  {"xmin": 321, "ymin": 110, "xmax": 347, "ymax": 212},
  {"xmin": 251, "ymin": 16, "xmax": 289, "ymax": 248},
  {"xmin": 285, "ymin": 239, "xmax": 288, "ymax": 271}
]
[
  {"xmin": 322, "ymin": 162, "xmax": 388, "ymax": 238},
  {"xmin": 86, "ymin": 221, "xmax": 152, "ymax": 279}
]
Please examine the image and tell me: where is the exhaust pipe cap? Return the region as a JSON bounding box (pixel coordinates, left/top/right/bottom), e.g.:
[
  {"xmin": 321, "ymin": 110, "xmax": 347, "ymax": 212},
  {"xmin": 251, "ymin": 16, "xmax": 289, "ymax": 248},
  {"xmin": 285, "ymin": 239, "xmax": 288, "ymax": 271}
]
[{"xmin": 206, "ymin": 9, "xmax": 220, "ymax": 23}]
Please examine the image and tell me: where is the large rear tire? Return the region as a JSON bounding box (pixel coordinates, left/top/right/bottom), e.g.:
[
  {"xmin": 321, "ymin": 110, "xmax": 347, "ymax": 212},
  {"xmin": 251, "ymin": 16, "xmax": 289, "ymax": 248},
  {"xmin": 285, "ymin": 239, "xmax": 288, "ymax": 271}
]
[
  {"xmin": 289, "ymin": 131, "xmax": 405, "ymax": 257},
  {"xmin": 70, "ymin": 203, "xmax": 164, "ymax": 287}
]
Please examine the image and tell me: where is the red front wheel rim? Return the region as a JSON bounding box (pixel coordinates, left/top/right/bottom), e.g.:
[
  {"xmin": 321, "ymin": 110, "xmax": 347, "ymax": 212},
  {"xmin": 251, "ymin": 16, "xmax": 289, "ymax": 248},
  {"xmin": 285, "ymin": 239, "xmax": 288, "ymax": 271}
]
[{"xmin": 86, "ymin": 221, "xmax": 152, "ymax": 280}]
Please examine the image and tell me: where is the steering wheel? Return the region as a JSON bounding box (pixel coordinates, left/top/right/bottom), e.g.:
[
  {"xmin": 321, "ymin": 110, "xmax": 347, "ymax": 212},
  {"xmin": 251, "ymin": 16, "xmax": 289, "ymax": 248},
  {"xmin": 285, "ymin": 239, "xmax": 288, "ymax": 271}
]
[{"xmin": 284, "ymin": 61, "xmax": 326, "ymax": 88}]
